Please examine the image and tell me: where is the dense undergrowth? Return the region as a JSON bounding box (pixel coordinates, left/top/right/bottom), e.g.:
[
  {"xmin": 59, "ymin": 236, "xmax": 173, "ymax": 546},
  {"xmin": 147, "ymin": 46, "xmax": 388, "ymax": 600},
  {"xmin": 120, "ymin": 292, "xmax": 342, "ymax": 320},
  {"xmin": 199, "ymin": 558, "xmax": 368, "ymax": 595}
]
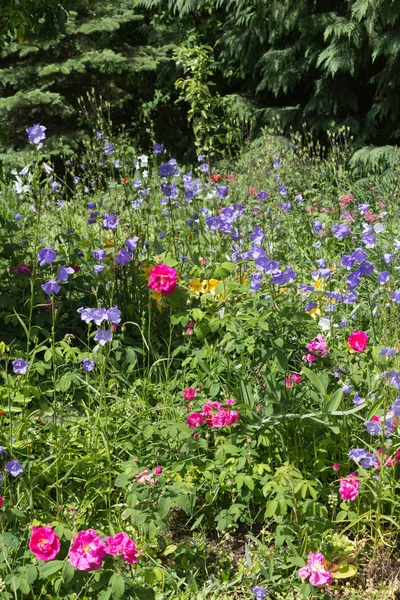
[{"xmin": 0, "ymin": 116, "xmax": 400, "ymax": 599}]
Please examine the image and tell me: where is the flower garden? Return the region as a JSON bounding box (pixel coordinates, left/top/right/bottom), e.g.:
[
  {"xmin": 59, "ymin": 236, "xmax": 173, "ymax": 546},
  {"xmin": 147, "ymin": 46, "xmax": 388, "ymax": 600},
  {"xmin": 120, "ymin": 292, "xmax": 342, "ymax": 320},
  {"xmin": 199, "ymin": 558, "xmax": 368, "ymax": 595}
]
[{"xmin": 0, "ymin": 119, "xmax": 400, "ymax": 600}]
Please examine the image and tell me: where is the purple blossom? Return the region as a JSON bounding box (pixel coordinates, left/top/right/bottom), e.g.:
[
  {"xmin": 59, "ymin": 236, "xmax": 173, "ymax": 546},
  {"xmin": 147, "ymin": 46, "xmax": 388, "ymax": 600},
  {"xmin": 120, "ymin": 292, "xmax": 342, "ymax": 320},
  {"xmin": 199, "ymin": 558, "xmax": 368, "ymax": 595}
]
[
  {"xmin": 125, "ymin": 237, "xmax": 139, "ymax": 251},
  {"xmin": 215, "ymin": 185, "xmax": 228, "ymax": 198},
  {"xmin": 26, "ymin": 124, "xmax": 46, "ymax": 145},
  {"xmin": 358, "ymin": 203, "xmax": 369, "ymax": 214},
  {"xmin": 82, "ymin": 359, "xmax": 95, "ymax": 372},
  {"xmin": 364, "ymin": 420, "xmax": 382, "ymax": 436},
  {"xmin": 305, "ymin": 301, "xmax": 317, "ymax": 312},
  {"xmin": 332, "ymin": 224, "xmax": 350, "ymax": 238},
  {"xmin": 250, "ymin": 272, "xmax": 262, "ymax": 291},
  {"xmin": 311, "ymin": 220, "xmax": 323, "ymax": 233},
  {"xmin": 280, "ymin": 201, "xmax": 291, "ymax": 211},
  {"xmin": 277, "ymin": 185, "xmax": 287, "ymax": 196},
  {"xmin": 41, "ymin": 280, "xmax": 60, "ymax": 295},
  {"xmin": 14, "ymin": 213, "xmax": 21, "ymax": 221},
  {"xmin": 88, "ymin": 212, "xmax": 98, "ymax": 224},
  {"xmin": 104, "ymin": 140, "xmax": 115, "ymax": 156},
  {"xmin": 90, "ymin": 308, "xmax": 107, "ymax": 326},
  {"xmin": 392, "ymin": 289, "xmax": 400, "ymax": 302},
  {"xmin": 4, "ymin": 461, "xmax": 23, "ymax": 477},
  {"xmin": 103, "ymin": 214, "xmax": 118, "ymax": 230},
  {"xmin": 342, "ymin": 385, "xmax": 353, "ymax": 394},
  {"xmin": 361, "ymin": 234, "xmax": 376, "ymax": 248},
  {"xmin": 153, "ymin": 143, "xmax": 164, "ymax": 154},
  {"xmin": 315, "ymin": 258, "xmax": 327, "ymax": 268},
  {"xmin": 107, "ymin": 306, "xmax": 121, "ymax": 324},
  {"xmin": 252, "ymin": 226, "xmax": 264, "ymax": 245},
  {"xmin": 94, "ymin": 265, "xmax": 104, "ymax": 274},
  {"xmin": 37, "ymin": 247, "xmax": 56, "ymax": 266},
  {"xmin": 380, "ymin": 347, "xmax": 396, "ymax": 357},
  {"xmin": 382, "ymin": 253, "xmax": 393, "ymax": 265},
  {"xmin": 353, "ymin": 393, "xmax": 364, "ymax": 406},
  {"xmin": 257, "ymin": 190, "xmax": 268, "ymax": 201},
  {"xmin": 392, "ymin": 396, "xmax": 400, "ymax": 417},
  {"xmin": 12, "ymin": 359, "xmax": 29, "ymax": 375},
  {"xmin": 351, "ymin": 248, "xmax": 368, "ymax": 262},
  {"xmin": 94, "ymin": 329, "xmax": 112, "ymax": 346},
  {"xmin": 252, "ymin": 587, "xmax": 268, "ymax": 600},
  {"xmin": 358, "ymin": 261, "xmax": 374, "ymax": 276},
  {"xmin": 116, "ymin": 249, "xmax": 131, "ymax": 266},
  {"xmin": 199, "ymin": 163, "xmax": 209, "ymax": 173},
  {"xmin": 58, "ymin": 266, "xmax": 74, "ymax": 282},
  {"xmin": 378, "ymin": 271, "xmax": 390, "ymax": 285},
  {"xmin": 92, "ymin": 250, "xmax": 105, "ymax": 261}
]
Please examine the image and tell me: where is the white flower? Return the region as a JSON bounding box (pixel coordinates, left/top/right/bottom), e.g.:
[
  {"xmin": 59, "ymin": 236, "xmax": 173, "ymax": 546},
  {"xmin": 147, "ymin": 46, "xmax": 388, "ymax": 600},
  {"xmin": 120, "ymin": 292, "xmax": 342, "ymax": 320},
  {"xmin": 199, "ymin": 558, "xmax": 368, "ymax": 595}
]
[
  {"xmin": 13, "ymin": 177, "xmax": 30, "ymax": 195},
  {"xmin": 139, "ymin": 154, "xmax": 148, "ymax": 168},
  {"xmin": 318, "ymin": 317, "xmax": 331, "ymax": 331},
  {"xmin": 373, "ymin": 223, "xmax": 384, "ymax": 233}
]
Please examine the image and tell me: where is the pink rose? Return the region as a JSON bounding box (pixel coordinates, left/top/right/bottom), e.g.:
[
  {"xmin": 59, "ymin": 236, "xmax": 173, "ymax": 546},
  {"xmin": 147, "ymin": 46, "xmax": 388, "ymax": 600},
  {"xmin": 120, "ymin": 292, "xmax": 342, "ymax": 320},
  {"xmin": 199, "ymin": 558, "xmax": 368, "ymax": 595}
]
[
  {"xmin": 332, "ymin": 463, "xmax": 340, "ymax": 471},
  {"xmin": 348, "ymin": 331, "xmax": 368, "ymax": 352},
  {"xmin": 105, "ymin": 532, "xmax": 140, "ymax": 564},
  {"xmin": 187, "ymin": 412, "xmax": 205, "ymax": 428},
  {"xmin": 339, "ymin": 472, "xmax": 360, "ymax": 501},
  {"xmin": 68, "ymin": 529, "xmax": 106, "ymax": 571},
  {"xmin": 148, "ymin": 264, "xmax": 178, "ymax": 296},
  {"xmin": 298, "ymin": 551, "xmax": 333, "ymax": 587},
  {"xmin": 286, "ymin": 373, "xmax": 303, "ymax": 388},
  {"xmin": 183, "ymin": 387, "xmax": 196, "ymax": 401},
  {"xmin": 29, "ymin": 526, "xmax": 61, "ymax": 561},
  {"xmin": 154, "ymin": 465, "xmax": 163, "ymax": 475}
]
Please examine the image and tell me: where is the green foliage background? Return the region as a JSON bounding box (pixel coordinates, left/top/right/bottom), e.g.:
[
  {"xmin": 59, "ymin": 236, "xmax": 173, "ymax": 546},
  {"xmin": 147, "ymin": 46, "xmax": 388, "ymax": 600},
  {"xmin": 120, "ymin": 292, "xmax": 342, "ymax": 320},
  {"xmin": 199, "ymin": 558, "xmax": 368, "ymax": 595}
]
[{"xmin": 2, "ymin": 0, "xmax": 400, "ymax": 160}]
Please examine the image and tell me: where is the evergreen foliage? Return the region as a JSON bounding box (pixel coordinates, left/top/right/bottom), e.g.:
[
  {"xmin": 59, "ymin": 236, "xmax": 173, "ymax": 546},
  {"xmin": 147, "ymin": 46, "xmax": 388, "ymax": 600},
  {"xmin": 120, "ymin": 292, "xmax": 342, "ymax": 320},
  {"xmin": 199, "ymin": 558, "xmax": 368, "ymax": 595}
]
[{"xmin": 2, "ymin": 0, "xmax": 400, "ymax": 160}]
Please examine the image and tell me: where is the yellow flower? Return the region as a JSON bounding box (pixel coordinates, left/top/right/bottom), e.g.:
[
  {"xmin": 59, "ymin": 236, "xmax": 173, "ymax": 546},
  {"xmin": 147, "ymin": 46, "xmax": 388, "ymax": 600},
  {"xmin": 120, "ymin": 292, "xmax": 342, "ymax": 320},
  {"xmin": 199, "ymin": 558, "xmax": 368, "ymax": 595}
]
[
  {"xmin": 189, "ymin": 278, "xmax": 205, "ymax": 295},
  {"xmin": 151, "ymin": 290, "xmax": 162, "ymax": 301},
  {"xmin": 313, "ymin": 279, "xmax": 325, "ymax": 291},
  {"xmin": 345, "ymin": 341, "xmax": 356, "ymax": 353},
  {"xmin": 142, "ymin": 263, "xmax": 154, "ymax": 279},
  {"xmin": 203, "ymin": 279, "xmax": 220, "ymax": 294}
]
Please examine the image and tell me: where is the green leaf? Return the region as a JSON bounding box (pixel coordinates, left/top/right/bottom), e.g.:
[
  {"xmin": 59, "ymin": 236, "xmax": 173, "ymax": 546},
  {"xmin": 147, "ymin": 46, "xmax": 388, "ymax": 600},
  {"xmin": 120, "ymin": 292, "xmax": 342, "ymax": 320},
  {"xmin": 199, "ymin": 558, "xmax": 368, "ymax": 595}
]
[
  {"xmin": 163, "ymin": 544, "xmax": 177, "ymax": 556},
  {"xmin": 302, "ymin": 366, "xmax": 328, "ymax": 397},
  {"xmin": 325, "ymin": 388, "xmax": 342, "ymax": 412},
  {"xmin": 110, "ymin": 573, "xmax": 125, "ymax": 600},
  {"xmin": 114, "ymin": 472, "xmax": 133, "ymax": 487},
  {"xmin": 25, "ymin": 565, "xmax": 37, "ymax": 585},
  {"xmin": 332, "ymin": 563, "xmax": 358, "ymax": 579},
  {"xmin": 244, "ymin": 476, "xmax": 254, "ymax": 491},
  {"xmin": 274, "ymin": 349, "xmax": 288, "ymax": 373},
  {"xmin": 39, "ymin": 560, "xmax": 64, "ymax": 579}
]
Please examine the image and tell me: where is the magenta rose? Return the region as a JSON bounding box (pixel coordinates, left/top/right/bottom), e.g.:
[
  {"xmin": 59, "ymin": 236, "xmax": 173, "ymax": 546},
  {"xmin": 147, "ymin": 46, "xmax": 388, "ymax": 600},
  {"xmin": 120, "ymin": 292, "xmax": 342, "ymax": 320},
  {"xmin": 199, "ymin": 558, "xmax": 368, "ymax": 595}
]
[
  {"xmin": 29, "ymin": 526, "xmax": 60, "ymax": 561},
  {"xmin": 348, "ymin": 331, "xmax": 368, "ymax": 352},
  {"xmin": 339, "ymin": 472, "xmax": 360, "ymax": 501},
  {"xmin": 148, "ymin": 264, "xmax": 178, "ymax": 296},
  {"xmin": 68, "ymin": 529, "xmax": 107, "ymax": 571},
  {"xmin": 105, "ymin": 532, "xmax": 140, "ymax": 564}
]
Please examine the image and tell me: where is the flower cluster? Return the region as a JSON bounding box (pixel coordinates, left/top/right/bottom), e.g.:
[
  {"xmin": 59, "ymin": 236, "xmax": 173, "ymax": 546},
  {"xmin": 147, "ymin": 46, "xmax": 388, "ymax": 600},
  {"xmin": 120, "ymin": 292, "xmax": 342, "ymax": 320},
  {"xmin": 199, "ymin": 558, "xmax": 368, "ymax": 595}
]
[
  {"xmin": 29, "ymin": 527, "xmax": 140, "ymax": 571},
  {"xmin": 303, "ymin": 334, "xmax": 328, "ymax": 364},
  {"xmin": 188, "ymin": 400, "xmax": 239, "ymax": 429}
]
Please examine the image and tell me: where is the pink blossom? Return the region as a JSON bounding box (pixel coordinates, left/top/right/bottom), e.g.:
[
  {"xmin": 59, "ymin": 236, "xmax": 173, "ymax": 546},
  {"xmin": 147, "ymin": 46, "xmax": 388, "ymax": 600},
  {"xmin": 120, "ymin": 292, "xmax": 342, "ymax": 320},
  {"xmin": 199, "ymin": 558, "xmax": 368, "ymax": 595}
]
[
  {"xmin": 154, "ymin": 466, "xmax": 163, "ymax": 475},
  {"xmin": 339, "ymin": 472, "xmax": 360, "ymax": 501},
  {"xmin": 347, "ymin": 331, "xmax": 368, "ymax": 352},
  {"xmin": 187, "ymin": 412, "xmax": 205, "ymax": 428},
  {"xmin": 302, "ymin": 353, "xmax": 318, "ymax": 364},
  {"xmin": 306, "ymin": 334, "xmax": 328, "ymax": 357},
  {"xmin": 0, "ymin": 496, "xmax": 3, "ymax": 507},
  {"xmin": 29, "ymin": 526, "xmax": 60, "ymax": 561},
  {"xmin": 183, "ymin": 387, "xmax": 196, "ymax": 401},
  {"xmin": 285, "ymin": 373, "xmax": 303, "ymax": 388},
  {"xmin": 135, "ymin": 470, "xmax": 157, "ymax": 484},
  {"xmin": 68, "ymin": 529, "xmax": 106, "ymax": 571},
  {"xmin": 148, "ymin": 264, "xmax": 178, "ymax": 296},
  {"xmin": 105, "ymin": 532, "xmax": 140, "ymax": 564},
  {"xmin": 298, "ymin": 551, "xmax": 333, "ymax": 587},
  {"xmin": 332, "ymin": 463, "xmax": 340, "ymax": 471}
]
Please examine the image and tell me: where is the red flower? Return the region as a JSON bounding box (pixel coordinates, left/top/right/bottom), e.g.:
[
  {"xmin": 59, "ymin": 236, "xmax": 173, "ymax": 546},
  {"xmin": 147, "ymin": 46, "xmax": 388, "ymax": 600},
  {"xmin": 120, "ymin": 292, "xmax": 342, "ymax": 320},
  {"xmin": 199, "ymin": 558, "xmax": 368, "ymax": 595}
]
[
  {"xmin": 348, "ymin": 331, "xmax": 368, "ymax": 352},
  {"xmin": 212, "ymin": 174, "xmax": 221, "ymax": 182}
]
